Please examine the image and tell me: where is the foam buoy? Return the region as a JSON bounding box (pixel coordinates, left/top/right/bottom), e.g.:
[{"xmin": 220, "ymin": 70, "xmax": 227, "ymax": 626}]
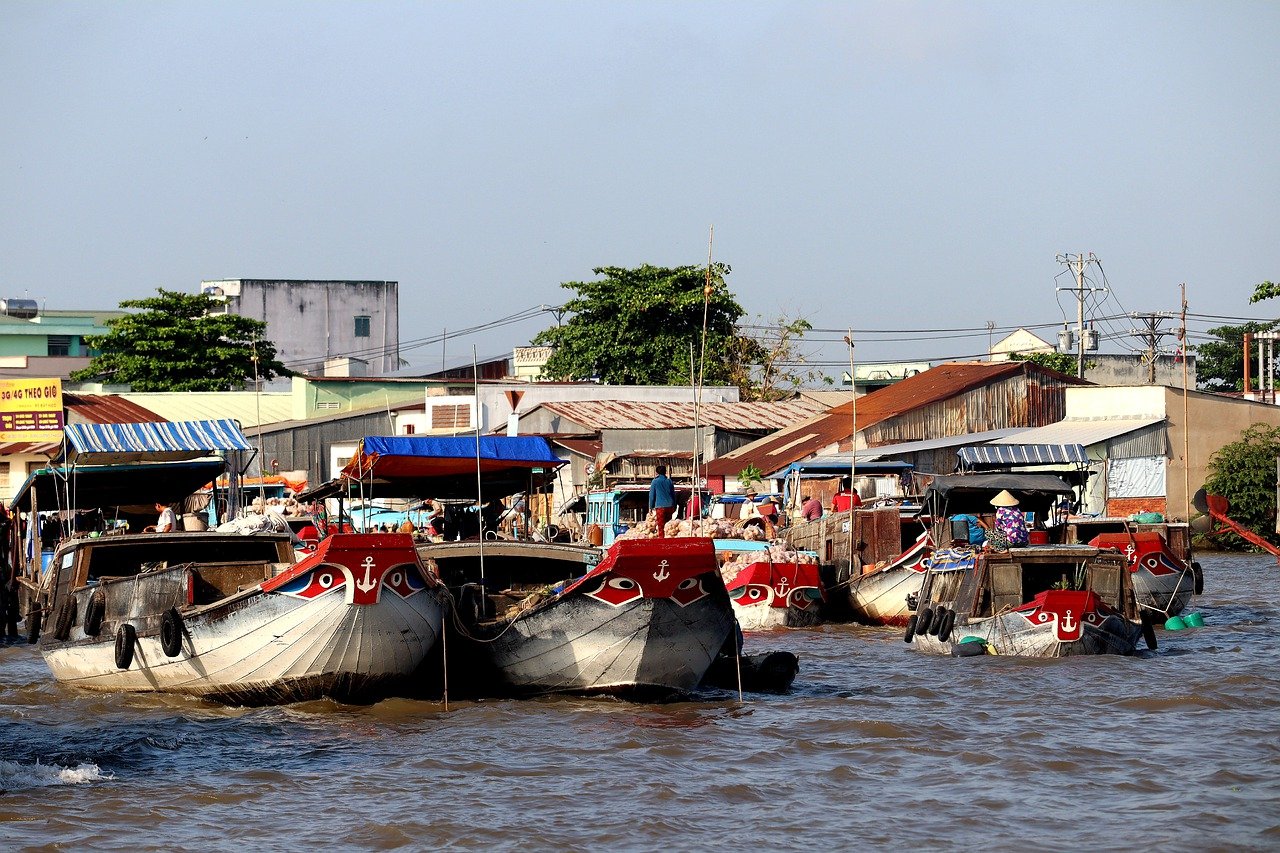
[
  {"xmin": 952, "ymin": 638, "xmax": 988, "ymax": 657},
  {"xmin": 1183, "ymin": 612, "xmax": 1204, "ymax": 628},
  {"xmin": 1164, "ymin": 615, "xmax": 1187, "ymax": 631}
]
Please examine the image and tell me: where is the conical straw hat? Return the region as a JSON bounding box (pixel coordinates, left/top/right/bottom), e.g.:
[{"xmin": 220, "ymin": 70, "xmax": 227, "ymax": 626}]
[{"xmin": 990, "ymin": 489, "xmax": 1020, "ymax": 506}]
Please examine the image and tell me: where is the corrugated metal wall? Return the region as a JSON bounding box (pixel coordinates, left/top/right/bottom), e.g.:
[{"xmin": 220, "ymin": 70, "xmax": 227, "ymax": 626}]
[
  {"xmin": 249, "ymin": 411, "xmax": 396, "ymax": 485},
  {"xmin": 863, "ymin": 374, "xmax": 1069, "ymax": 448}
]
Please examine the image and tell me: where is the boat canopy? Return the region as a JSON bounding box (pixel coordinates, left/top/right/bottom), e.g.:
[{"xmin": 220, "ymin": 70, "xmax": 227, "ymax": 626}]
[
  {"xmin": 923, "ymin": 472, "xmax": 1075, "ymax": 518},
  {"xmin": 957, "ymin": 444, "xmax": 1089, "ymax": 470},
  {"xmin": 64, "ymin": 419, "xmax": 252, "ymax": 465},
  {"xmin": 305, "ymin": 435, "xmax": 566, "ymax": 501},
  {"xmin": 11, "ymin": 458, "xmax": 228, "ymax": 512},
  {"xmin": 769, "ymin": 458, "xmax": 914, "ymax": 480}
]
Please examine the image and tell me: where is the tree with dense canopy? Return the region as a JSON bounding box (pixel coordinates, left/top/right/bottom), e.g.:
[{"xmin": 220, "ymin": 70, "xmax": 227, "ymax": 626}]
[
  {"xmin": 1201, "ymin": 423, "xmax": 1280, "ymax": 551},
  {"xmin": 1191, "ymin": 280, "xmax": 1279, "ymax": 391},
  {"xmin": 71, "ymin": 289, "xmax": 290, "ymax": 391},
  {"xmin": 531, "ymin": 264, "xmax": 747, "ymax": 387}
]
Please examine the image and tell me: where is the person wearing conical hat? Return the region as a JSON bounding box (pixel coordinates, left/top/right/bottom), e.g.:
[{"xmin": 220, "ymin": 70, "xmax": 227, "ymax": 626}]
[{"xmin": 989, "ymin": 489, "xmax": 1028, "ymax": 550}]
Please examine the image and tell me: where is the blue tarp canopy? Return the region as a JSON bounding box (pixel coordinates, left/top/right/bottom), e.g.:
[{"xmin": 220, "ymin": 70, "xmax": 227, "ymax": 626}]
[
  {"xmin": 771, "ymin": 458, "xmax": 913, "ymax": 479},
  {"xmin": 11, "ymin": 458, "xmax": 227, "ymax": 512},
  {"xmin": 303, "ymin": 435, "xmax": 566, "ymax": 501},
  {"xmin": 957, "ymin": 444, "xmax": 1088, "ymax": 470},
  {"xmin": 64, "ymin": 419, "xmax": 252, "ymax": 465}
]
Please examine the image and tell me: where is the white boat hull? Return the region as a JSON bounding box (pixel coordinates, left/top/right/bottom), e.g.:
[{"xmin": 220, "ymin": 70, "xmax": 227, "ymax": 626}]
[{"xmin": 44, "ymin": 586, "xmax": 448, "ymax": 703}]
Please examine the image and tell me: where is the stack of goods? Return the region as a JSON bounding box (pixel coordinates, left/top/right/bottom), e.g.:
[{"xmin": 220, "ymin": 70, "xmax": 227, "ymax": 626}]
[{"xmin": 719, "ymin": 544, "xmax": 818, "ymax": 587}]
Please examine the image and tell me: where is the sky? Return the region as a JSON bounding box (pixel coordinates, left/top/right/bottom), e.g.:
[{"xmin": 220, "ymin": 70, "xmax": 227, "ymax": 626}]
[{"xmin": 3, "ymin": 1, "xmax": 1278, "ymax": 377}]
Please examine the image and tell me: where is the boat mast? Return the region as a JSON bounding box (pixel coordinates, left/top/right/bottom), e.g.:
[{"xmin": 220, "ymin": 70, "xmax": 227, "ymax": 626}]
[
  {"xmin": 845, "ymin": 331, "xmax": 856, "ymax": 574},
  {"xmin": 472, "ymin": 345, "xmax": 486, "ymax": 588}
]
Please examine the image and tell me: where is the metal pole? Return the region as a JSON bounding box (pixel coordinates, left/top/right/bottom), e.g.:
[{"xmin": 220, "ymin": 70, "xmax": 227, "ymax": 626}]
[
  {"xmin": 1181, "ymin": 284, "xmax": 1190, "ymax": 523},
  {"xmin": 844, "ymin": 331, "xmax": 856, "ymax": 574},
  {"xmin": 1076, "ymin": 254, "xmax": 1086, "ymax": 379}
]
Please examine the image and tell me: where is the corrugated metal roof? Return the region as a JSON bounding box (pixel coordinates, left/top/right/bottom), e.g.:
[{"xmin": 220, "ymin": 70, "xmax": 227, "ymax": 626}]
[
  {"xmin": 706, "ymin": 362, "xmax": 1083, "ymax": 477},
  {"xmin": 64, "ymin": 392, "xmax": 166, "ymax": 425},
  {"xmin": 115, "ymin": 392, "xmax": 294, "ymax": 428},
  {"xmin": 833, "ymin": 428, "xmax": 1034, "ymax": 462},
  {"xmin": 988, "ymin": 417, "xmax": 1164, "ymax": 447},
  {"xmin": 532, "ymin": 399, "xmax": 825, "ymax": 431},
  {"xmin": 551, "ymin": 437, "xmax": 602, "ymax": 458}
]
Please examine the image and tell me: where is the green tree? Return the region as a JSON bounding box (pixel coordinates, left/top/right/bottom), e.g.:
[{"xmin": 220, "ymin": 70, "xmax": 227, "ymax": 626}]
[
  {"xmin": 1193, "ymin": 320, "xmax": 1277, "ymax": 391},
  {"xmin": 531, "ymin": 264, "xmax": 747, "ymax": 386},
  {"xmin": 71, "ymin": 289, "xmax": 290, "ymax": 391},
  {"xmin": 1201, "ymin": 423, "xmax": 1280, "ymax": 551},
  {"xmin": 1006, "ymin": 351, "xmax": 1086, "ymax": 375}
]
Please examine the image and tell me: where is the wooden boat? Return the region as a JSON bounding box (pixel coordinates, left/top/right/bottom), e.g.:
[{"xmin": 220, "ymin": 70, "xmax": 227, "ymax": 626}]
[
  {"xmin": 723, "ymin": 556, "xmax": 825, "ymax": 630},
  {"xmin": 907, "ymin": 473, "xmax": 1153, "ymax": 658},
  {"xmin": 433, "ymin": 536, "xmax": 734, "ymax": 698},
  {"xmin": 1083, "ymin": 530, "xmax": 1199, "ymax": 619},
  {"xmin": 307, "ymin": 435, "xmax": 737, "ymax": 699},
  {"xmin": 30, "ymin": 530, "xmax": 447, "ymax": 704},
  {"xmin": 845, "ymin": 528, "xmax": 932, "ymax": 627},
  {"xmin": 906, "ymin": 545, "xmax": 1147, "ymax": 657}
]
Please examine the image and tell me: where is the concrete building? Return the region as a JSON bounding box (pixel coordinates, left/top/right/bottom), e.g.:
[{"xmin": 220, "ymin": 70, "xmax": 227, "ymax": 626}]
[
  {"xmin": 201, "ymin": 279, "xmax": 400, "ymax": 376},
  {"xmin": 991, "ymin": 384, "xmax": 1280, "ymax": 521},
  {"xmin": 0, "ymin": 306, "xmax": 124, "ymax": 380}
]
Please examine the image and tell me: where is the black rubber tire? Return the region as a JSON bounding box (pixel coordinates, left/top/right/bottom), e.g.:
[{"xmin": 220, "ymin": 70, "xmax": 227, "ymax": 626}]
[
  {"xmin": 83, "ymin": 592, "xmax": 105, "ymax": 637},
  {"xmin": 1192, "ymin": 561, "xmax": 1204, "ymax": 596},
  {"xmin": 53, "ymin": 599, "xmax": 75, "ymax": 642},
  {"xmin": 902, "ymin": 614, "xmax": 918, "ymax": 643},
  {"xmin": 1140, "ymin": 611, "xmax": 1158, "ymax": 651},
  {"xmin": 25, "ymin": 607, "xmax": 41, "ymax": 644},
  {"xmin": 937, "ymin": 609, "xmax": 956, "ymax": 643},
  {"xmin": 915, "ymin": 606, "xmax": 935, "ymax": 636},
  {"xmin": 160, "ymin": 608, "xmax": 183, "ymax": 657},
  {"xmin": 114, "ymin": 623, "xmax": 136, "ymax": 669},
  {"xmin": 927, "ymin": 606, "xmax": 944, "ymax": 637}
]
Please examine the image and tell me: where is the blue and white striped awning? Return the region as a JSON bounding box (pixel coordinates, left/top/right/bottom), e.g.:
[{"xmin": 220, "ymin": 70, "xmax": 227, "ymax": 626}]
[
  {"xmin": 957, "ymin": 443, "xmax": 1088, "ymax": 469},
  {"xmin": 65, "ymin": 419, "xmax": 252, "ymax": 465}
]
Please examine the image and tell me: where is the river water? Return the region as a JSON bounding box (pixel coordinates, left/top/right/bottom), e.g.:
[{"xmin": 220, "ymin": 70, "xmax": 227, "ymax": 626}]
[{"xmin": 2, "ymin": 552, "xmax": 1278, "ymax": 851}]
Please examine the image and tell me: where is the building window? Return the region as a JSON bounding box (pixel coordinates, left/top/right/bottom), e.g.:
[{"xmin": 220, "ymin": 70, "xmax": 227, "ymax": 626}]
[
  {"xmin": 47, "ymin": 335, "xmax": 72, "ymax": 356},
  {"xmin": 354, "ymin": 316, "xmax": 371, "ymax": 338},
  {"xmin": 0, "ymin": 461, "xmax": 9, "ymax": 493}
]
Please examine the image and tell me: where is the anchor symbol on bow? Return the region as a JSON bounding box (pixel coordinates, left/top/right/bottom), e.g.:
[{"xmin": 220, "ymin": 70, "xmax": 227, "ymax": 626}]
[
  {"xmin": 355, "ymin": 555, "xmax": 379, "ymax": 593},
  {"xmin": 775, "ymin": 576, "xmax": 791, "ymax": 596},
  {"xmin": 653, "ymin": 560, "xmax": 671, "ymax": 582},
  {"xmin": 1061, "ymin": 609, "xmax": 1077, "ymax": 632}
]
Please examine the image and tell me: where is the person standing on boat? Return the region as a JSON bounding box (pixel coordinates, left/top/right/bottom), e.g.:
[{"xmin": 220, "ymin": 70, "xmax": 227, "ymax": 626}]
[
  {"xmin": 988, "ymin": 490, "xmax": 1029, "ymax": 550},
  {"xmin": 154, "ymin": 502, "xmax": 177, "ymax": 533},
  {"xmin": 801, "ymin": 493, "xmax": 824, "ymax": 521},
  {"xmin": 649, "ymin": 465, "xmax": 676, "ymax": 538},
  {"xmin": 832, "ymin": 477, "xmax": 862, "ymax": 513}
]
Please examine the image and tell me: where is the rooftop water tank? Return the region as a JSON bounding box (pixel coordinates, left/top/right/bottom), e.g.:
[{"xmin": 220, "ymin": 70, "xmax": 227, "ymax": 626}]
[{"xmin": 0, "ymin": 298, "xmax": 39, "ymax": 319}]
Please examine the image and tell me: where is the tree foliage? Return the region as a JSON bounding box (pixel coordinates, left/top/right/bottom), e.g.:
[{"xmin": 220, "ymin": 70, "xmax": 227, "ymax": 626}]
[
  {"xmin": 1006, "ymin": 351, "xmax": 1085, "ymax": 375},
  {"xmin": 737, "ymin": 316, "xmax": 828, "ymax": 401},
  {"xmin": 1201, "ymin": 423, "xmax": 1280, "ymax": 551},
  {"xmin": 71, "ymin": 289, "xmax": 290, "ymax": 392},
  {"xmin": 1193, "ymin": 320, "xmax": 1277, "ymax": 392},
  {"xmin": 531, "ymin": 264, "xmax": 746, "ymax": 387}
]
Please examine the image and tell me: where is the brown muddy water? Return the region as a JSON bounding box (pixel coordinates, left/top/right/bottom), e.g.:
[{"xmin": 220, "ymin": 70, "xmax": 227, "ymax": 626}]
[{"xmin": 2, "ymin": 553, "xmax": 1278, "ymax": 851}]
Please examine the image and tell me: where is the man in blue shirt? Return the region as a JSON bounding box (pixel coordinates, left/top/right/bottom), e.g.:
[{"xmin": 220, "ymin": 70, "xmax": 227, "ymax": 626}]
[{"xmin": 649, "ymin": 465, "xmax": 677, "ymax": 538}]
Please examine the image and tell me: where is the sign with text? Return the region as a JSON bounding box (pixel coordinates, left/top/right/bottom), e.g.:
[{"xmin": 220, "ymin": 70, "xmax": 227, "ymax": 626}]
[{"xmin": 0, "ymin": 378, "xmax": 65, "ymax": 442}]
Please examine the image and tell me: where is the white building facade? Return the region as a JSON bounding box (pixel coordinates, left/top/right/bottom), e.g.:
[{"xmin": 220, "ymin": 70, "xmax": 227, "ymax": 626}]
[{"xmin": 201, "ymin": 279, "xmax": 400, "ymax": 376}]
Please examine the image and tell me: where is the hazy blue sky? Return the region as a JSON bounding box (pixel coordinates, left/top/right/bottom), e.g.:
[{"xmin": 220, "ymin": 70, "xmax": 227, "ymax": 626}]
[{"xmin": 3, "ymin": 1, "xmax": 1277, "ymax": 375}]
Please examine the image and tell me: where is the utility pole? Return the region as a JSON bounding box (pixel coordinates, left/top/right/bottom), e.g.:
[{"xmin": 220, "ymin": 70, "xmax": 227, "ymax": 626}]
[
  {"xmin": 1128, "ymin": 312, "xmax": 1176, "ymax": 384},
  {"xmin": 1055, "ymin": 253, "xmax": 1105, "ymax": 378}
]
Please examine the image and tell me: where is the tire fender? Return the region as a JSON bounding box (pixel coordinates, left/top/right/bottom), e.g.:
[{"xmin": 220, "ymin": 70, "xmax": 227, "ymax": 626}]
[
  {"xmin": 160, "ymin": 607, "xmax": 184, "ymax": 658},
  {"xmin": 83, "ymin": 590, "xmax": 106, "ymax": 637},
  {"xmin": 114, "ymin": 623, "xmax": 137, "ymax": 669},
  {"xmin": 902, "ymin": 614, "xmax": 918, "ymax": 643},
  {"xmin": 53, "ymin": 599, "xmax": 76, "ymax": 642},
  {"xmin": 937, "ymin": 609, "xmax": 956, "ymax": 643},
  {"xmin": 1140, "ymin": 611, "xmax": 1158, "ymax": 651},
  {"xmin": 915, "ymin": 606, "xmax": 935, "ymax": 636}
]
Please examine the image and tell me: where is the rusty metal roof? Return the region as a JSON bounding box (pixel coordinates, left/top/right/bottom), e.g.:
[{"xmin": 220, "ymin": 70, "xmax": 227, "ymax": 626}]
[
  {"xmin": 706, "ymin": 362, "xmax": 1085, "ymax": 477},
  {"xmin": 64, "ymin": 393, "xmax": 166, "ymax": 425},
  {"xmin": 530, "ymin": 399, "xmax": 825, "ymax": 431}
]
